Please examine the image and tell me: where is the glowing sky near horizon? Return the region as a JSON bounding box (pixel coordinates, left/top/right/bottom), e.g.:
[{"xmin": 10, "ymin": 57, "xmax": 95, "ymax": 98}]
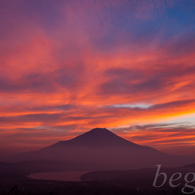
[{"xmin": 0, "ymin": 0, "xmax": 195, "ymax": 156}]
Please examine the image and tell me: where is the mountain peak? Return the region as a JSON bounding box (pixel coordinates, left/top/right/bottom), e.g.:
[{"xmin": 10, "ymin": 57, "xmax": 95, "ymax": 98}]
[
  {"xmin": 52, "ymin": 128, "xmax": 142, "ymax": 149},
  {"xmin": 90, "ymin": 128, "xmax": 110, "ymax": 132},
  {"xmin": 84, "ymin": 128, "xmax": 115, "ymax": 136},
  {"xmin": 74, "ymin": 128, "xmax": 121, "ymax": 141}
]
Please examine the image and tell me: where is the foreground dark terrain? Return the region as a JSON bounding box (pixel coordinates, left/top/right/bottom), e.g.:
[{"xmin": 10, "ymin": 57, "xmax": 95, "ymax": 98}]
[
  {"xmin": 1, "ymin": 164, "xmax": 195, "ymax": 195},
  {"xmin": 0, "ymin": 175, "xmax": 181, "ymax": 195}
]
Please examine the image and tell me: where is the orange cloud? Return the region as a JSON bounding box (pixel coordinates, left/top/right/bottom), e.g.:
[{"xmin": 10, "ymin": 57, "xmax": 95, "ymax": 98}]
[{"xmin": 0, "ymin": 0, "xmax": 195, "ymax": 156}]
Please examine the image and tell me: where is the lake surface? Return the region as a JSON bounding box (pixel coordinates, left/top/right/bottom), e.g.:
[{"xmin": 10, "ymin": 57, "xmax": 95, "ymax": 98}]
[{"xmin": 28, "ymin": 171, "xmax": 89, "ymax": 181}]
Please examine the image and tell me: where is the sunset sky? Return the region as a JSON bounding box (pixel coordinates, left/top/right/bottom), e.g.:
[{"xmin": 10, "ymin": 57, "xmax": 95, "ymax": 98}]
[{"xmin": 0, "ymin": 0, "xmax": 195, "ymax": 157}]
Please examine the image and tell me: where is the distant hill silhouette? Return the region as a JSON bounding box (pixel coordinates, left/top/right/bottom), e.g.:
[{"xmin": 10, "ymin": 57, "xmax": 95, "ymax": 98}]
[
  {"xmin": 0, "ymin": 160, "xmax": 74, "ymax": 177},
  {"xmin": 1, "ymin": 128, "xmax": 194, "ymax": 171},
  {"xmin": 183, "ymin": 163, "xmax": 195, "ymax": 168},
  {"xmin": 80, "ymin": 165, "xmax": 195, "ymax": 182}
]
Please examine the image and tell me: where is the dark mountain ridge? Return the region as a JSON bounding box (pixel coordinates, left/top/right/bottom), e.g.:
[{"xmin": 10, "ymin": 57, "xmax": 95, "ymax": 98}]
[
  {"xmin": 48, "ymin": 128, "xmax": 156, "ymax": 150},
  {"xmin": 1, "ymin": 128, "xmax": 194, "ymax": 171}
]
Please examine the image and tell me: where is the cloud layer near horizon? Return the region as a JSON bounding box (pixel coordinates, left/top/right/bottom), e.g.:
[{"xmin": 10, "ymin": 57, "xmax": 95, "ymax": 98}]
[{"xmin": 0, "ymin": 0, "xmax": 195, "ymax": 156}]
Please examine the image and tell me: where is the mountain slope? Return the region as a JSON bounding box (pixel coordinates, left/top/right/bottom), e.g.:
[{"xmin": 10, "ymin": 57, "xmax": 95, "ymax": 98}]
[
  {"xmin": 1, "ymin": 128, "xmax": 194, "ymax": 170},
  {"xmin": 48, "ymin": 128, "xmax": 155, "ymax": 150}
]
